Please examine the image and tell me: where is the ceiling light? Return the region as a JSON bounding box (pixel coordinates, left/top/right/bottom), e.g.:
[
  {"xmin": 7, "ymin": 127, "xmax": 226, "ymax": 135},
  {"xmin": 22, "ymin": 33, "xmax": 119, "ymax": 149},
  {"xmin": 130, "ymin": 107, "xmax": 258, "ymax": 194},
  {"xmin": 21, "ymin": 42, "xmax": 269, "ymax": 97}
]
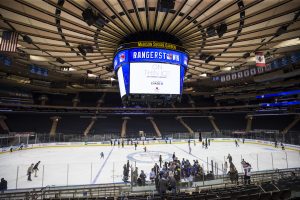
[
  {"xmin": 110, "ymin": 77, "xmax": 116, "ymax": 81},
  {"xmin": 222, "ymin": 66, "xmax": 232, "ymax": 71},
  {"xmin": 30, "ymin": 55, "xmax": 50, "ymax": 61},
  {"xmin": 246, "ymin": 57, "xmax": 256, "ymax": 62},
  {"xmin": 200, "ymin": 73, "xmax": 207, "ymax": 77},
  {"xmin": 88, "ymin": 73, "xmax": 97, "ymax": 78},
  {"xmin": 273, "ymin": 38, "xmax": 300, "ymax": 48}
]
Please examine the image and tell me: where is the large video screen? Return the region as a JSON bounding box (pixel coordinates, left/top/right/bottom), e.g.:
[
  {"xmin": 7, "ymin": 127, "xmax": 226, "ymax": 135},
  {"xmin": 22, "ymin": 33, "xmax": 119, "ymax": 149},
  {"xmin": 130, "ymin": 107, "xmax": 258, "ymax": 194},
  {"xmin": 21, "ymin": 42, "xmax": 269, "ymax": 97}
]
[
  {"xmin": 117, "ymin": 66, "xmax": 126, "ymax": 97},
  {"xmin": 130, "ymin": 62, "xmax": 180, "ymax": 94}
]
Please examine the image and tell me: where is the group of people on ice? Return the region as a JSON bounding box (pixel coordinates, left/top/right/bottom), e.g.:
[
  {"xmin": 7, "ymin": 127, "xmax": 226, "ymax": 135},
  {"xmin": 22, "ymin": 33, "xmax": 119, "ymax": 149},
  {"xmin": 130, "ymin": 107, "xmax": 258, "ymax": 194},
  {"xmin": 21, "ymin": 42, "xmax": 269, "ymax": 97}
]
[{"xmin": 27, "ymin": 161, "xmax": 41, "ymax": 181}]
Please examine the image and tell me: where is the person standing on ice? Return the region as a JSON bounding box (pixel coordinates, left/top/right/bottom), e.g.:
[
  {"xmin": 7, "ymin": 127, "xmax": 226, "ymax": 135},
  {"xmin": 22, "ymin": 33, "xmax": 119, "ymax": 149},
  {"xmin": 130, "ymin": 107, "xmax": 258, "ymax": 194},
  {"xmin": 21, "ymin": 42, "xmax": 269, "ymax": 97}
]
[
  {"xmin": 27, "ymin": 163, "xmax": 34, "ymax": 181},
  {"xmin": 33, "ymin": 161, "xmax": 40, "ymax": 177},
  {"xmin": 159, "ymin": 155, "xmax": 163, "ymax": 168},
  {"xmin": 274, "ymin": 140, "xmax": 278, "ymax": 148},
  {"xmin": 143, "ymin": 146, "xmax": 147, "ymax": 152},
  {"xmin": 134, "ymin": 143, "xmax": 137, "ymax": 150},
  {"xmin": 100, "ymin": 152, "xmax": 104, "ymax": 159},
  {"xmin": 235, "ymin": 139, "xmax": 239, "ymax": 147}
]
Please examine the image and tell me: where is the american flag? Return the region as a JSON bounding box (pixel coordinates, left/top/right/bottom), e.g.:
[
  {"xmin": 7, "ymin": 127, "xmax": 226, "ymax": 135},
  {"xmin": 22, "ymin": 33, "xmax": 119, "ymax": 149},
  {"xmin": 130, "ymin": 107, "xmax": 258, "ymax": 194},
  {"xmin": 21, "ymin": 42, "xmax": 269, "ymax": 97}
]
[{"xmin": 0, "ymin": 31, "xmax": 19, "ymax": 52}]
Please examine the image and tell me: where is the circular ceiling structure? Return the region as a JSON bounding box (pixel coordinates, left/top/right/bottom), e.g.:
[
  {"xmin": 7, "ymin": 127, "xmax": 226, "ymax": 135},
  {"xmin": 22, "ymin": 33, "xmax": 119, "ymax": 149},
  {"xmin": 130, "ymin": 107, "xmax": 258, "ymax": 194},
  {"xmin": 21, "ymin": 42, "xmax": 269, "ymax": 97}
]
[{"xmin": 0, "ymin": 0, "xmax": 300, "ymax": 83}]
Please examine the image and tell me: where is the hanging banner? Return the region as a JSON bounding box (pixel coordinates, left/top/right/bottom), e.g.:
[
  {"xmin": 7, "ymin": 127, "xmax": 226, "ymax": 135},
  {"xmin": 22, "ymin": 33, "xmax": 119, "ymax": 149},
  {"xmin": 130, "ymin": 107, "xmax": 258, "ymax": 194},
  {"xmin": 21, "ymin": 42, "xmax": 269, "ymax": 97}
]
[{"xmin": 255, "ymin": 51, "xmax": 266, "ymax": 67}]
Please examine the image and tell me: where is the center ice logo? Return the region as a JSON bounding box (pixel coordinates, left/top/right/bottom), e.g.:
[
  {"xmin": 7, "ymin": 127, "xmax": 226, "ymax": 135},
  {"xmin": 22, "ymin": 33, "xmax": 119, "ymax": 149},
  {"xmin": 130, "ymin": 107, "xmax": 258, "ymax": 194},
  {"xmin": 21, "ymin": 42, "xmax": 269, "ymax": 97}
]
[{"xmin": 127, "ymin": 151, "xmax": 173, "ymax": 164}]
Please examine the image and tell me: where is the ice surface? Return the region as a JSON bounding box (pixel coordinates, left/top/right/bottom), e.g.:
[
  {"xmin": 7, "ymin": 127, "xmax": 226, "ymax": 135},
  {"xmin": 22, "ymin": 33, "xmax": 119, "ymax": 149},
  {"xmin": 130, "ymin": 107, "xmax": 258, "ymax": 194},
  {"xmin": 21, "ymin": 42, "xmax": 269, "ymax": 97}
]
[{"xmin": 0, "ymin": 141, "xmax": 299, "ymax": 189}]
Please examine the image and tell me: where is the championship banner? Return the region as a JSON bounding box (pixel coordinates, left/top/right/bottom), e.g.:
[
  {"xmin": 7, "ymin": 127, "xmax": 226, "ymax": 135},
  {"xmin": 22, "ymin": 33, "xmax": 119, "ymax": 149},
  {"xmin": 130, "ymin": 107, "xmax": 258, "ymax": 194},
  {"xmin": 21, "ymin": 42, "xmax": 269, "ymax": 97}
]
[{"xmin": 255, "ymin": 51, "xmax": 266, "ymax": 67}]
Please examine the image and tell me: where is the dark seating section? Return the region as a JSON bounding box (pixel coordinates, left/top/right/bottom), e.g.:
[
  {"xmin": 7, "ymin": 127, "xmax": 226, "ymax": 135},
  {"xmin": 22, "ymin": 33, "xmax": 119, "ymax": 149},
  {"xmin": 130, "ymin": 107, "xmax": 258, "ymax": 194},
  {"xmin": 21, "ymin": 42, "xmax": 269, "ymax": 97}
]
[
  {"xmin": 252, "ymin": 115, "xmax": 294, "ymax": 131},
  {"xmin": 92, "ymin": 116, "xmax": 122, "ymax": 135},
  {"xmin": 56, "ymin": 114, "xmax": 90, "ymax": 134},
  {"xmin": 78, "ymin": 92, "xmax": 102, "ymax": 107},
  {"xmin": 213, "ymin": 113, "xmax": 246, "ymax": 130},
  {"xmin": 5, "ymin": 112, "xmax": 52, "ymax": 133},
  {"xmin": 126, "ymin": 116, "xmax": 155, "ymax": 137},
  {"xmin": 183, "ymin": 117, "xmax": 213, "ymax": 132},
  {"xmin": 154, "ymin": 116, "xmax": 187, "ymax": 134}
]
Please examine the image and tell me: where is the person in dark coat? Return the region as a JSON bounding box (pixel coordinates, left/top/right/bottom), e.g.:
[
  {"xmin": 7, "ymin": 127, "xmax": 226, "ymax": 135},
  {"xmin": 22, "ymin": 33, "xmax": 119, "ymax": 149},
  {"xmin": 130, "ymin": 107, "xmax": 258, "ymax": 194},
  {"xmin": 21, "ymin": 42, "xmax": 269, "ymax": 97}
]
[
  {"xmin": 0, "ymin": 178, "xmax": 7, "ymax": 193},
  {"xmin": 168, "ymin": 175, "xmax": 177, "ymax": 194},
  {"xmin": 33, "ymin": 161, "xmax": 41, "ymax": 177},
  {"xmin": 139, "ymin": 170, "xmax": 146, "ymax": 186},
  {"xmin": 158, "ymin": 176, "xmax": 168, "ymax": 198},
  {"xmin": 159, "ymin": 155, "xmax": 163, "ymax": 167}
]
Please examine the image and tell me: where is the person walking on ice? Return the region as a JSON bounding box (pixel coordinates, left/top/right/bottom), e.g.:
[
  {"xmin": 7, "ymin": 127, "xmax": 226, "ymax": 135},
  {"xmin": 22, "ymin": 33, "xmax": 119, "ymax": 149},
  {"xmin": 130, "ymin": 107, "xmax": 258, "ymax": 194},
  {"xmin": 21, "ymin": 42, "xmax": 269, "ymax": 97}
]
[
  {"xmin": 235, "ymin": 139, "xmax": 239, "ymax": 147},
  {"xmin": 27, "ymin": 164, "xmax": 34, "ymax": 181},
  {"xmin": 100, "ymin": 152, "xmax": 104, "ymax": 159},
  {"xmin": 33, "ymin": 161, "xmax": 41, "ymax": 177}
]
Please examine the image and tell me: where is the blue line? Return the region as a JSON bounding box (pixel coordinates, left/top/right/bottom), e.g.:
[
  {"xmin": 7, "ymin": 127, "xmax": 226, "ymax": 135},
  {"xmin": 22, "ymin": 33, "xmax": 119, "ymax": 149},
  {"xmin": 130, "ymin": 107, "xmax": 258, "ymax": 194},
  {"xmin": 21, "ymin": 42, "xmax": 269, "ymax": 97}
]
[
  {"xmin": 92, "ymin": 146, "xmax": 114, "ymax": 184},
  {"xmin": 173, "ymin": 144, "xmax": 223, "ymax": 173}
]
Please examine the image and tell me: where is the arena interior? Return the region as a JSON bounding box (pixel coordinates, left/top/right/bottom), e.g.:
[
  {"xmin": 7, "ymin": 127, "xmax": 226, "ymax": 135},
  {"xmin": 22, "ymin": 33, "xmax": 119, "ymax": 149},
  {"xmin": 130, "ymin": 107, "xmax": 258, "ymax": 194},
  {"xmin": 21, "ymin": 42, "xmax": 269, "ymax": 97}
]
[{"xmin": 0, "ymin": 0, "xmax": 300, "ymax": 199}]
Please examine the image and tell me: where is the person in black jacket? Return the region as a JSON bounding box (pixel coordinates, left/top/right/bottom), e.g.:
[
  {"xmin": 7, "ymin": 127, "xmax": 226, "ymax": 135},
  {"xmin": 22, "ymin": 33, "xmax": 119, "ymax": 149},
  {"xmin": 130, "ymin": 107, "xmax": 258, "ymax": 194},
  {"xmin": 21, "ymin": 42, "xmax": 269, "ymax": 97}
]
[
  {"xmin": 0, "ymin": 178, "xmax": 7, "ymax": 193},
  {"xmin": 33, "ymin": 161, "xmax": 41, "ymax": 177}
]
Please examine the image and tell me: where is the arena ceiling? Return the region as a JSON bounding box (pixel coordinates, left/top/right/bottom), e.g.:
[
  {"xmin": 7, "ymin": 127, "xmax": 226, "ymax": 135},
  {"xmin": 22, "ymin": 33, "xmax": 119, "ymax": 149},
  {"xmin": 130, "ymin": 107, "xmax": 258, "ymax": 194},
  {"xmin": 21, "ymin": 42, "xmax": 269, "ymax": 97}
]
[{"xmin": 0, "ymin": 0, "xmax": 300, "ymax": 83}]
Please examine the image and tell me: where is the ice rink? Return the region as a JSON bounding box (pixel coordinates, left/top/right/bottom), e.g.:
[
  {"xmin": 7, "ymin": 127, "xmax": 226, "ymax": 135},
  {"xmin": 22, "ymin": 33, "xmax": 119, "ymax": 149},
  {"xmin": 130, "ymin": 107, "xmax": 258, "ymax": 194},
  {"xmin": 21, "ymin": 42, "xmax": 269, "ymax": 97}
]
[{"xmin": 0, "ymin": 140, "xmax": 300, "ymax": 189}]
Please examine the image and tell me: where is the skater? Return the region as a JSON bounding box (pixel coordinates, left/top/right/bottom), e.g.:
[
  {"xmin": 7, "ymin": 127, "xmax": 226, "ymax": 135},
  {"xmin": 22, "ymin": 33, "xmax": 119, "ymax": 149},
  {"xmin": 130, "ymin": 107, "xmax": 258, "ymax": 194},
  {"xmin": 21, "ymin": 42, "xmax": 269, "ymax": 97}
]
[
  {"xmin": 27, "ymin": 163, "xmax": 34, "ymax": 181},
  {"xmin": 202, "ymin": 141, "xmax": 205, "ymax": 148},
  {"xmin": 188, "ymin": 139, "xmax": 191, "ymax": 146},
  {"xmin": 172, "ymin": 152, "xmax": 176, "ymax": 161},
  {"xmin": 235, "ymin": 139, "xmax": 239, "ymax": 147},
  {"xmin": 33, "ymin": 161, "xmax": 40, "ymax": 177},
  {"xmin": 194, "ymin": 140, "xmax": 196, "ymax": 146},
  {"xmin": 208, "ymin": 139, "xmax": 210, "ymax": 146},
  {"xmin": 134, "ymin": 143, "xmax": 137, "ymax": 150},
  {"xmin": 121, "ymin": 140, "xmax": 124, "ymax": 148},
  {"xmin": 281, "ymin": 142, "xmax": 285, "ymax": 150},
  {"xmin": 189, "ymin": 145, "xmax": 192, "ymax": 154},
  {"xmin": 118, "ymin": 140, "xmax": 120, "ymax": 148},
  {"xmin": 100, "ymin": 152, "xmax": 104, "ymax": 159},
  {"xmin": 205, "ymin": 141, "xmax": 208, "ymax": 149},
  {"xmin": 143, "ymin": 146, "xmax": 147, "ymax": 152},
  {"xmin": 110, "ymin": 140, "xmax": 113, "ymax": 146},
  {"xmin": 159, "ymin": 155, "xmax": 163, "ymax": 168},
  {"xmin": 10, "ymin": 147, "xmax": 13, "ymax": 152},
  {"xmin": 242, "ymin": 138, "xmax": 245, "ymax": 144},
  {"xmin": 275, "ymin": 140, "xmax": 278, "ymax": 148}
]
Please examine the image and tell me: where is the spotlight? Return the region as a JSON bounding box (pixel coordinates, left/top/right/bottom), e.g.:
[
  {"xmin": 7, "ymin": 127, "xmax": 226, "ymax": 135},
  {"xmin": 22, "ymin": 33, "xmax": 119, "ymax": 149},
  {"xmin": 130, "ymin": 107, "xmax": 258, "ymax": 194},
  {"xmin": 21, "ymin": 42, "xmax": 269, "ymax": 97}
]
[
  {"xmin": 274, "ymin": 26, "xmax": 288, "ymax": 37},
  {"xmin": 216, "ymin": 23, "xmax": 227, "ymax": 38},
  {"xmin": 206, "ymin": 25, "xmax": 216, "ymax": 37},
  {"xmin": 56, "ymin": 57, "xmax": 65, "ymax": 64},
  {"xmin": 243, "ymin": 52, "xmax": 250, "ymax": 59},
  {"xmin": 23, "ymin": 35, "xmax": 33, "ymax": 44}
]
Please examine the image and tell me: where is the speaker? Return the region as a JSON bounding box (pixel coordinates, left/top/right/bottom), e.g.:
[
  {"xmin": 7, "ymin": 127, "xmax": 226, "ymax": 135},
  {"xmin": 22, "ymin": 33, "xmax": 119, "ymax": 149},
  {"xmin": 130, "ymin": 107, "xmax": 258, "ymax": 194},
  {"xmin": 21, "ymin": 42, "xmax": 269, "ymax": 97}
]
[
  {"xmin": 158, "ymin": 0, "xmax": 175, "ymax": 12},
  {"xmin": 243, "ymin": 52, "xmax": 250, "ymax": 59},
  {"xmin": 216, "ymin": 23, "xmax": 227, "ymax": 38},
  {"xmin": 206, "ymin": 25, "xmax": 216, "ymax": 37},
  {"xmin": 82, "ymin": 8, "xmax": 95, "ymax": 26},
  {"xmin": 23, "ymin": 35, "xmax": 33, "ymax": 44}
]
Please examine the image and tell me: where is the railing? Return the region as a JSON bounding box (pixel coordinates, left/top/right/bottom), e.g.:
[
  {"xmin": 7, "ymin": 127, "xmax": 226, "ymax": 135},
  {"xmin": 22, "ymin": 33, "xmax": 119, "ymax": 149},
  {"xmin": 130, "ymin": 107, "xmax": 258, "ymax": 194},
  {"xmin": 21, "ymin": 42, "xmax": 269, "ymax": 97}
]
[{"xmin": 0, "ymin": 168, "xmax": 299, "ymax": 199}]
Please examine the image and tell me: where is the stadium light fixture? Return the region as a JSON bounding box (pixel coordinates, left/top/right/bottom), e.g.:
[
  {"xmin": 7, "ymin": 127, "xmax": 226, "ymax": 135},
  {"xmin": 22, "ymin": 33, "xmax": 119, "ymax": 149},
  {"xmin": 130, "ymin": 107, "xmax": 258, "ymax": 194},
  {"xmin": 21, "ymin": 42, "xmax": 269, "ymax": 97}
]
[
  {"xmin": 30, "ymin": 55, "xmax": 50, "ymax": 61},
  {"xmin": 199, "ymin": 73, "xmax": 207, "ymax": 77}
]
